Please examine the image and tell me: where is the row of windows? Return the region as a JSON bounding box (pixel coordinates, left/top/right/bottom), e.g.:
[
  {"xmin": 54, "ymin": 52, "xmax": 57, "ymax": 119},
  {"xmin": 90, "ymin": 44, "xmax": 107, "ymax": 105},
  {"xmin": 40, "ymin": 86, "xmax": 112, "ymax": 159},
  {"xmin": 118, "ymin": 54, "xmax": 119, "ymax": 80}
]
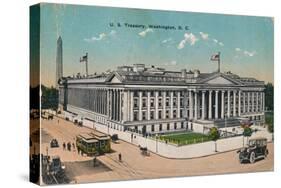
[
  {"xmin": 133, "ymin": 91, "xmax": 184, "ymax": 97},
  {"xmin": 134, "ymin": 98, "xmax": 184, "ymax": 108},
  {"xmin": 134, "ymin": 122, "xmax": 185, "ymax": 132},
  {"xmin": 133, "ymin": 109, "xmax": 183, "ymax": 121}
]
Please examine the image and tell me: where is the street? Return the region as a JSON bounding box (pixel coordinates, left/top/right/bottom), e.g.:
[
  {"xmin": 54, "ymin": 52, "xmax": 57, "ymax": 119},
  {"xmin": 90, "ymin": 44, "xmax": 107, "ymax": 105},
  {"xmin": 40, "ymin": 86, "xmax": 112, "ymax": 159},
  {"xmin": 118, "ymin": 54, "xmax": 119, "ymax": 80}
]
[{"xmin": 40, "ymin": 116, "xmax": 274, "ymax": 184}]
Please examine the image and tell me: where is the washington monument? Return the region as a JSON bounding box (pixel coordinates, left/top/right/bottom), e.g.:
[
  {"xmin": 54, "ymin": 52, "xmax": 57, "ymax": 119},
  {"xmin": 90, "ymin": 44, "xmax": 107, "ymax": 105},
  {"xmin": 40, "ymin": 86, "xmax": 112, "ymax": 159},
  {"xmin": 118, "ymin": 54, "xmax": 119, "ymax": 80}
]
[{"xmin": 56, "ymin": 36, "xmax": 63, "ymax": 88}]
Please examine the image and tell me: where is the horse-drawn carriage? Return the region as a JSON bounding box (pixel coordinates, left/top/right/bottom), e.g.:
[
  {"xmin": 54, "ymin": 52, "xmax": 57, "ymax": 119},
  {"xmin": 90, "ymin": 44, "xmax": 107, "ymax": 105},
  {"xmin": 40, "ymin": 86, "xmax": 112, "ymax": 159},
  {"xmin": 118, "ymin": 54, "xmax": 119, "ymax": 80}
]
[{"xmin": 139, "ymin": 145, "xmax": 150, "ymax": 156}]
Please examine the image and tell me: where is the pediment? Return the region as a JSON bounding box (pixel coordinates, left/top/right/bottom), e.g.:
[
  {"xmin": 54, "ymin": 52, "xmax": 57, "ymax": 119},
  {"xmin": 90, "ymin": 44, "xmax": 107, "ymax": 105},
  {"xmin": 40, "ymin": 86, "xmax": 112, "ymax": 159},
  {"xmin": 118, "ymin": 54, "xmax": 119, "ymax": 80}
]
[
  {"xmin": 206, "ymin": 76, "xmax": 236, "ymax": 85},
  {"xmin": 110, "ymin": 75, "xmax": 122, "ymax": 83}
]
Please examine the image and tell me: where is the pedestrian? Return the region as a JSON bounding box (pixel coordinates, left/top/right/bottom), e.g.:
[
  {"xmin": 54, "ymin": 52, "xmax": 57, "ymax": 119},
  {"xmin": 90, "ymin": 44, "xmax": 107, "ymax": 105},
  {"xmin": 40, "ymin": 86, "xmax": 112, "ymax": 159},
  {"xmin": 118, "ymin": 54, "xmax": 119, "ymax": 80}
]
[
  {"xmin": 93, "ymin": 156, "xmax": 97, "ymax": 167},
  {"xmin": 118, "ymin": 153, "xmax": 122, "ymax": 162},
  {"xmin": 63, "ymin": 142, "xmax": 66, "ymax": 150},
  {"xmin": 72, "ymin": 143, "xmax": 76, "ymax": 152}
]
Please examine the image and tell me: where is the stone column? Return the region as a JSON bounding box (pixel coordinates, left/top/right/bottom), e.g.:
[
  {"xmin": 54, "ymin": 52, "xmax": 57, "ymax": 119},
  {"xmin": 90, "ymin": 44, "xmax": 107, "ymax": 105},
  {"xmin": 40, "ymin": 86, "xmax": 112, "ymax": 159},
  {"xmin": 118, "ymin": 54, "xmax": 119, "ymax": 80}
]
[
  {"xmin": 189, "ymin": 90, "xmax": 193, "ymax": 119},
  {"xmin": 201, "ymin": 91, "xmax": 206, "ymax": 120},
  {"xmin": 243, "ymin": 92, "xmax": 246, "ymax": 114},
  {"xmin": 194, "ymin": 91, "xmax": 198, "ymax": 120},
  {"xmin": 233, "ymin": 90, "xmax": 237, "ymax": 117},
  {"xmin": 163, "ymin": 91, "xmax": 166, "ymax": 119},
  {"xmin": 111, "ymin": 90, "xmax": 113, "ymax": 120},
  {"xmin": 109, "ymin": 90, "xmax": 112, "ymax": 119},
  {"xmin": 177, "ymin": 91, "xmax": 181, "ymax": 118},
  {"xmin": 155, "ymin": 91, "xmax": 159, "ymax": 120},
  {"xmin": 256, "ymin": 92, "xmax": 259, "ymax": 112},
  {"xmin": 252, "ymin": 92, "xmax": 255, "ymax": 113},
  {"xmin": 221, "ymin": 90, "xmax": 225, "ymax": 119},
  {"xmin": 115, "ymin": 90, "xmax": 119, "ymax": 121},
  {"xmin": 227, "ymin": 90, "xmax": 230, "ymax": 118},
  {"xmin": 170, "ymin": 91, "xmax": 174, "ymax": 118},
  {"xmin": 208, "ymin": 90, "xmax": 212, "ymax": 119},
  {"xmin": 147, "ymin": 91, "xmax": 151, "ymax": 120},
  {"xmin": 262, "ymin": 91, "xmax": 265, "ymax": 112},
  {"xmin": 130, "ymin": 91, "xmax": 134, "ymax": 121},
  {"xmin": 215, "ymin": 90, "xmax": 219, "ymax": 119},
  {"xmin": 247, "ymin": 92, "xmax": 250, "ymax": 113},
  {"xmin": 119, "ymin": 90, "xmax": 122, "ymax": 122},
  {"xmin": 138, "ymin": 91, "xmax": 142, "ymax": 121},
  {"xmin": 238, "ymin": 90, "xmax": 241, "ymax": 116}
]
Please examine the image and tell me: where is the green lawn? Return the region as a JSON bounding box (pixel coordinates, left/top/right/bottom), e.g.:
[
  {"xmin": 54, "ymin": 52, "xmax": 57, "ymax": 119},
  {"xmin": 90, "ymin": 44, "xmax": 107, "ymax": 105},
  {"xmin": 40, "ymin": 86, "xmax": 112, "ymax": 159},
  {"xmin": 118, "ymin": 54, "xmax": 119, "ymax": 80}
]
[{"xmin": 158, "ymin": 132, "xmax": 211, "ymax": 146}]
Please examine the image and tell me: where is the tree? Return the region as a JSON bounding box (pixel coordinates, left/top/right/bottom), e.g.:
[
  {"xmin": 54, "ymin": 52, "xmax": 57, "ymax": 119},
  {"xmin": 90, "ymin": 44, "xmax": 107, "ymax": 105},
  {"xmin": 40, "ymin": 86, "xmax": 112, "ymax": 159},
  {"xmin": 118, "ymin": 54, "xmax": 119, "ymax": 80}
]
[
  {"xmin": 265, "ymin": 83, "xmax": 274, "ymax": 111},
  {"xmin": 243, "ymin": 126, "xmax": 253, "ymax": 146},
  {"xmin": 208, "ymin": 127, "xmax": 220, "ymax": 152}
]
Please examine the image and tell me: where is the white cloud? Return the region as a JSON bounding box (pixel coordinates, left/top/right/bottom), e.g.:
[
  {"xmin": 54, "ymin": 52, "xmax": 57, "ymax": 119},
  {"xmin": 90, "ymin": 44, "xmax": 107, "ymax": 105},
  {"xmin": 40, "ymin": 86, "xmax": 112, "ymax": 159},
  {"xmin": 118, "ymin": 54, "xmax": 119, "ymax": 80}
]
[
  {"xmin": 162, "ymin": 38, "xmax": 172, "ymax": 43},
  {"xmin": 219, "ymin": 42, "xmax": 224, "ymax": 46},
  {"xmin": 177, "ymin": 33, "xmax": 198, "ymax": 49},
  {"xmin": 84, "ymin": 30, "xmax": 117, "ymax": 42},
  {"xmin": 138, "ymin": 28, "xmax": 153, "ymax": 37},
  {"xmin": 244, "ymin": 50, "xmax": 256, "ymax": 57},
  {"xmin": 170, "ymin": 60, "xmax": 177, "ymax": 65},
  {"xmin": 235, "ymin": 48, "xmax": 241, "ymax": 51},
  {"xmin": 213, "ymin": 39, "xmax": 218, "ymax": 43},
  {"xmin": 199, "ymin": 32, "xmax": 209, "ymax": 40},
  {"xmin": 84, "ymin": 33, "xmax": 107, "ymax": 42},
  {"xmin": 109, "ymin": 30, "xmax": 116, "ymax": 36}
]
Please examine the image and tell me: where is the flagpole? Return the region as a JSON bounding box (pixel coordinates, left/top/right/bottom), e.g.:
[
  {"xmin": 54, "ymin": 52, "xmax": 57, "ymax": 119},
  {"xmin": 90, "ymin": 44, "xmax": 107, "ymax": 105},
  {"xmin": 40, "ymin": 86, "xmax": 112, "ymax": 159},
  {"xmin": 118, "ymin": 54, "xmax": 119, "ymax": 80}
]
[
  {"xmin": 85, "ymin": 52, "xmax": 88, "ymax": 77},
  {"xmin": 218, "ymin": 51, "xmax": 221, "ymax": 73}
]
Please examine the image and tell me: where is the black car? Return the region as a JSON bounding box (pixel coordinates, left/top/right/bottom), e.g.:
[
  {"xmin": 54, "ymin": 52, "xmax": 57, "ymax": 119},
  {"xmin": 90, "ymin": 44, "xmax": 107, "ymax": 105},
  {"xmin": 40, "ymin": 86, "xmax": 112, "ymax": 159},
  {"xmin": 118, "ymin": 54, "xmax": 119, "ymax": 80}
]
[
  {"xmin": 237, "ymin": 137, "xmax": 268, "ymax": 164},
  {"xmin": 50, "ymin": 139, "xmax": 59, "ymax": 148}
]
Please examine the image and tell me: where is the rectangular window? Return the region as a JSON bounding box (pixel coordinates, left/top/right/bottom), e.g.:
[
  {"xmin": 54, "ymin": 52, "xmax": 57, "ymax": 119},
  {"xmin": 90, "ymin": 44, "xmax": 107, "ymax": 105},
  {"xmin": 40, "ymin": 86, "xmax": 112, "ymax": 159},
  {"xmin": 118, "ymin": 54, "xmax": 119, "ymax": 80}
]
[
  {"xmin": 166, "ymin": 110, "xmax": 169, "ymax": 119},
  {"xmin": 159, "ymin": 98, "xmax": 162, "ymax": 107},
  {"xmin": 133, "ymin": 112, "xmax": 138, "ymax": 121},
  {"xmin": 166, "ymin": 98, "xmax": 170, "ymax": 107},
  {"xmin": 173, "ymin": 98, "xmax": 177, "ymax": 106},
  {"xmin": 151, "ymin": 124, "xmax": 155, "ymax": 132},
  {"xmin": 142, "ymin": 111, "xmax": 146, "ymax": 120},
  {"xmin": 142, "ymin": 98, "xmax": 147, "ymax": 108},
  {"xmin": 159, "ymin": 91, "xmax": 162, "ymax": 97},
  {"xmin": 181, "ymin": 122, "xmax": 184, "ymax": 129},
  {"xmin": 174, "ymin": 123, "xmax": 177, "ymax": 129},
  {"xmin": 151, "ymin": 91, "xmax": 154, "ymax": 97},
  {"xmin": 173, "ymin": 110, "xmax": 177, "ymax": 118},
  {"xmin": 134, "ymin": 91, "xmax": 138, "ymax": 97},
  {"xmin": 134, "ymin": 98, "xmax": 138, "ymax": 108},
  {"xmin": 150, "ymin": 98, "xmax": 155, "ymax": 108},
  {"xmin": 180, "ymin": 110, "xmax": 183, "ymax": 117},
  {"xmin": 159, "ymin": 124, "xmax": 162, "ymax": 131},
  {"xmin": 167, "ymin": 123, "xmax": 170, "ymax": 130},
  {"xmin": 142, "ymin": 91, "xmax": 147, "ymax": 97},
  {"xmin": 159, "ymin": 111, "xmax": 162, "ymax": 119},
  {"xmin": 150, "ymin": 111, "xmax": 154, "ymax": 120}
]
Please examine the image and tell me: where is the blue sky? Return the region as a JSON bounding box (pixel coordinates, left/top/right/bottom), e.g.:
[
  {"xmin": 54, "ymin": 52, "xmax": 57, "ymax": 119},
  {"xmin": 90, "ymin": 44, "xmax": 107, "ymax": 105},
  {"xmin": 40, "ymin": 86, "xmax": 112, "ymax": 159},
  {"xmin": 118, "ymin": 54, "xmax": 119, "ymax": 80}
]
[{"xmin": 39, "ymin": 3, "xmax": 274, "ymax": 87}]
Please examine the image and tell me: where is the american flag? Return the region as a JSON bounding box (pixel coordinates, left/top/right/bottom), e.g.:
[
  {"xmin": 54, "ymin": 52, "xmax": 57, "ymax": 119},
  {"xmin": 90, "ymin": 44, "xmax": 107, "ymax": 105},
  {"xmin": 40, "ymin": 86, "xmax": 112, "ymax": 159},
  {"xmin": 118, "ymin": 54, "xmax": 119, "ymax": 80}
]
[
  {"xmin": 210, "ymin": 53, "xmax": 220, "ymax": 61},
  {"xmin": 80, "ymin": 53, "xmax": 88, "ymax": 63}
]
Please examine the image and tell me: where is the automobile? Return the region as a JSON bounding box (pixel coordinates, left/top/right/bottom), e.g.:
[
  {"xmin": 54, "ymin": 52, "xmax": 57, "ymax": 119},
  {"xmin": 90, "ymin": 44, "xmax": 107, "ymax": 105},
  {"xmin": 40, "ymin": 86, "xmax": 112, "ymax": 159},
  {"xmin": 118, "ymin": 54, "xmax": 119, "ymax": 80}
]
[
  {"xmin": 49, "ymin": 156, "xmax": 65, "ymax": 174},
  {"xmin": 111, "ymin": 134, "xmax": 119, "ymax": 142},
  {"xmin": 50, "ymin": 139, "xmax": 59, "ymax": 148},
  {"xmin": 237, "ymin": 137, "xmax": 268, "ymax": 164}
]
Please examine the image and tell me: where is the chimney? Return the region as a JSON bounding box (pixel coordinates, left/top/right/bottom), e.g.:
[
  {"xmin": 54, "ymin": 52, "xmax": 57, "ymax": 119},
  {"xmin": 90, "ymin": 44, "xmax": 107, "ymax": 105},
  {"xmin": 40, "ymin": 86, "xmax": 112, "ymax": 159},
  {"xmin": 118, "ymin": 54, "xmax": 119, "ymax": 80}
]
[
  {"xmin": 194, "ymin": 69, "xmax": 200, "ymax": 78},
  {"xmin": 181, "ymin": 69, "xmax": 187, "ymax": 78}
]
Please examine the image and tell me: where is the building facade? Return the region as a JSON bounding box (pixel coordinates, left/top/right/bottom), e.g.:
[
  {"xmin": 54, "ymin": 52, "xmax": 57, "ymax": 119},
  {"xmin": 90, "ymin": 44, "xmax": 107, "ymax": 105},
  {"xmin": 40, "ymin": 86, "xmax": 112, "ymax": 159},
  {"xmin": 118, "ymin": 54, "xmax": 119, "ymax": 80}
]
[{"xmin": 59, "ymin": 64, "xmax": 265, "ymax": 135}]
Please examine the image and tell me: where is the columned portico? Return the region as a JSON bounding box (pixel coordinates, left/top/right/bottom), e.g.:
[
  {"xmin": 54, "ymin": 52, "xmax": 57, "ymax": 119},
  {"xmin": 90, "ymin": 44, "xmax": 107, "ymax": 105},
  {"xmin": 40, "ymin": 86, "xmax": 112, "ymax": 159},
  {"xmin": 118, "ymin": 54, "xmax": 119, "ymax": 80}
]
[
  {"xmin": 221, "ymin": 90, "xmax": 225, "ymax": 118},
  {"xmin": 227, "ymin": 90, "xmax": 231, "ymax": 118},
  {"xmin": 194, "ymin": 91, "xmax": 198, "ymax": 120},
  {"xmin": 208, "ymin": 90, "xmax": 212, "ymax": 119},
  {"xmin": 215, "ymin": 90, "xmax": 219, "ymax": 119},
  {"xmin": 201, "ymin": 91, "xmax": 206, "ymax": 120}
]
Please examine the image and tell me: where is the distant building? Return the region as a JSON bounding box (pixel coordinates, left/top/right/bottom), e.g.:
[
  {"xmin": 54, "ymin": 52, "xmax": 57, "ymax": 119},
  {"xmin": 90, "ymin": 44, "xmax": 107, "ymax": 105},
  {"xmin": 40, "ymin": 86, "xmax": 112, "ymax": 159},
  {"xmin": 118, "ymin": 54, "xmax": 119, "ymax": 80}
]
[
  {"xmin": 59, "ymin": 64, "xmax": 265, "ymax": 135},
  {"xmin": 56, "ymin": 36, "xmax": 63, "ymax": 88}
]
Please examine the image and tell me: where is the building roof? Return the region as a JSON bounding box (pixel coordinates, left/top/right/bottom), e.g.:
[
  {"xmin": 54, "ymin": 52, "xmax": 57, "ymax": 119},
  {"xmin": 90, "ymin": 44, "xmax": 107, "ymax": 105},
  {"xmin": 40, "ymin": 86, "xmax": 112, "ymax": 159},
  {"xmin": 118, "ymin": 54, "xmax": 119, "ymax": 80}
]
[{"xmin": 61, "ymin": 64, "xmax": 265, "ymax": 87}]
